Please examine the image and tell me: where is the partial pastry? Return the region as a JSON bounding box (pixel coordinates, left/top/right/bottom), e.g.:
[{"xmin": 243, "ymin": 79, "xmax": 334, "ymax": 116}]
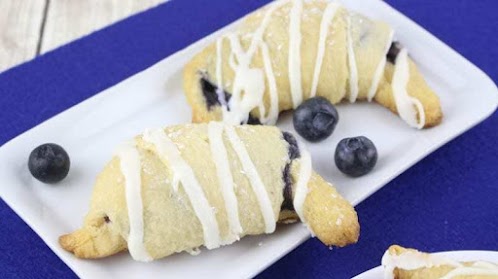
[
  {"xmin": 382, "ymin": 245, "xmax": 498, "ymax": 279},
  {"xmin": 183, "ymin": 0, "xmax": 442, "ymax": 128},
  {"xmin": 59, "ymin": 123, "xmax": 359, "ymax": 260}
]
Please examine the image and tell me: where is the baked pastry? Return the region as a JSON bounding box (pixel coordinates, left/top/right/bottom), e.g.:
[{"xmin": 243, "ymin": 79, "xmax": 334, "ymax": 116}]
[
  {"xmin": 59, "ymin": 123, "xmax": 359, "ymax": 260},
  {"xmin": 183, "ymin": 0, "xmax": 442, "ymax": 128},
  {"xmin": 382, "ymin": 245, "xmax": 498, "ymax": 279}
]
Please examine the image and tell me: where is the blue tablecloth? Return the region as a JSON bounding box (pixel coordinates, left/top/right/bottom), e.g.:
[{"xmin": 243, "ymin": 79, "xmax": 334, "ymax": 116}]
[{"xmin": 0, "ymin": 0, "xmax": 496, "ymax": 278}]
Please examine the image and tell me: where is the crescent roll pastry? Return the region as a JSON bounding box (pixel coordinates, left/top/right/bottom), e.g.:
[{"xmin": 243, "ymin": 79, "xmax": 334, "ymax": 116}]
[
  {"xmin": 183, "ymin": 0, "xmax": 442, "ymax": 128},
  {"xmin": 382, "ymin": 245, "xmax": 498, "ymax": 279},
  {"xmin": 59, "ymin": 123, "xmax": 359, "ymax": 260}
]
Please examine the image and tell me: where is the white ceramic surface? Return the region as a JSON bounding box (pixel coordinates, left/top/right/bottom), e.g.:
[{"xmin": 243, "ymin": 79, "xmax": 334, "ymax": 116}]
[
  {"xmin": 0, "ymin": 0, "xmax": 496, "ymax": 278},
  {"xmin": 352, "ymin": 250, "xmax": 498, "ymax": 279}
]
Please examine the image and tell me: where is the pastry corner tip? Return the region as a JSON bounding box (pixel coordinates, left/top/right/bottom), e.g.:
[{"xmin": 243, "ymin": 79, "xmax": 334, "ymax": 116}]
[
  {"xmin": 423, "ymin": 109, "xmax": 443, "ymax": 129},
  {"xmin": 58, "ymin": 229, "xmax": 93, "ymax": 258},
  {"xmin": 58, "ymin": 225, "xmax": 126, "ymax": 259},
  {"xmin": 321, "ymin": 215, "xmax": 360, "ymax": 248},
  {"xmin": 386, "ymin": 244, "xmax": 414, "ymax": 256},
  {"xmin": 59, "ymin": 232, "xmax": 77, "ymax": 254}
]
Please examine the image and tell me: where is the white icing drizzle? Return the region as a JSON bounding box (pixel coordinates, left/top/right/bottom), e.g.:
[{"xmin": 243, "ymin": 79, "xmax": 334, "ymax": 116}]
[
  {"xmin": 214, "ymin": 1, "xmax": 426, "ymax": 129},
  {"xmin": 258, "ymin": 42, "xmax": 279, "ymax": 125},
  {"xmin": 119, "ymin": 124, "xmax": 317, "ymax": 257},
  {"xmin": 226, "ymin": 36, "xmax": 266, "ymax": 125},
  {"xmin": 142, "ymin": 129, "xmax": 221, "ymax": 249},
  {"xmin": 346, "ymin": 14, "xmax": 359, "ymax": 103},
  {"xmin": 215, "ymin": 38, "xmax": 229, "ymax": 112},
  {"xmin": 292, "ymin": 140, "xmax": 312, "ymax": 225},
  {"xmin": 310, "ymin": 2, "xmax": 340, "ymax": 98},
  {"xmin": 288, "ymin": 0, "xmax": 303, "ymax": 108},
  {"xmin": 222, "ymin": 0, "xmax": 288, "ymax": 125},
  {"xmin": 367, "ymin": 30, "xmax": 394, "ymax": 101},
  {"xmin": 391, "ymin": 48, "xmax": 426, "ymax": 129},
  {"xmin": 116, "ymin": 142, "xmax": 152, "ymax": 262},
  {"xmin": 382, "ymin": 250, "xmax": 498, "ymax": 279},
  {"xmin": 207, "ymin": 122, "xmax": 242, "ymax": 244},
  {"xmin": 186, "ymin": 248, "xmax": 201, "ymax": 256},
  {"xmin": 224, "ymin": 126, "xmax": 276, "ymax": 233}
]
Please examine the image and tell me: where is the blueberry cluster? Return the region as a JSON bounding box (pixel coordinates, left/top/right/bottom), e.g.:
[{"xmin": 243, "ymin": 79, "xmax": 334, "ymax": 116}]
[{"xmin": 292, "ymin": 97, "xmax": 378, "ymax": 177}]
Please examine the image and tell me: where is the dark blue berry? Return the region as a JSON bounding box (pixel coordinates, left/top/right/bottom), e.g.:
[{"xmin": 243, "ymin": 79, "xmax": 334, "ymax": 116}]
[
  {"xmin": 293, "ymin": 97, "xmax": 339, "ymax": 142},
  {"xmin": 28, "ymin": 143, "xmax": 70, "ymax": 184},
  {"xmin": 335, "ymin": 136, "xmax": 377, "ymax": 177}
]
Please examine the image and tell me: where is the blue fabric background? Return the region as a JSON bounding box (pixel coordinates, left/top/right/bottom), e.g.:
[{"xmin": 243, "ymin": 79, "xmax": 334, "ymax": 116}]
[{"xmin": 0, "ymin": 0, "xmax": 496, "ymax": 278}]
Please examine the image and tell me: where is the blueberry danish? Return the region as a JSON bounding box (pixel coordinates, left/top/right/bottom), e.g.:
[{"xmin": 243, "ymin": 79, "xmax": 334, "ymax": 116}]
[
  {"xmin": 383, "ymin": 245, "xmax": 498, "ymax": 279},
  {"xmin": 183, "ymin": 0, "xmax": 442, "ymax": 128},
  {"xmin": 59, "ymin": 124, "xmax": 359, "ymax": 260}
]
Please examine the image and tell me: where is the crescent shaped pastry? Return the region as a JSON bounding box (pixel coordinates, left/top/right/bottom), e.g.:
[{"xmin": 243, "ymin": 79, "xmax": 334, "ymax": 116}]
[
  {"xmin": 183, "ymin": 0, "xmax": 442, "ymax": 128},
  {"xmin": 59, "ymin": 123, "xmax": 359, "ymax": 260},
  {"xmin": 383, "ymin": 245, "xmax": 498, "ymax": 279}
]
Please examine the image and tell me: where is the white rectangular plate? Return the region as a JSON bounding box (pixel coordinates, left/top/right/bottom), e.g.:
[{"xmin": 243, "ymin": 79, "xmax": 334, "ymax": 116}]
[{"xmin": 0, "ymin": 0, "xmax": 496, "ymax": 278}]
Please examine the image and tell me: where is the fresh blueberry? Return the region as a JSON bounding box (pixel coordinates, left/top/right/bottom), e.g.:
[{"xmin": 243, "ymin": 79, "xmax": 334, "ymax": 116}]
[
  {"xmin": 293, "ymin": 97, "xmax": 339, "ymax": 142},
  {"xmin": 335, "ymin": 136, "xmax": 377, "ymax": 177},
  {"xmin": 28, "ymin": 143, "xmax": 70, "ymax": 184}
]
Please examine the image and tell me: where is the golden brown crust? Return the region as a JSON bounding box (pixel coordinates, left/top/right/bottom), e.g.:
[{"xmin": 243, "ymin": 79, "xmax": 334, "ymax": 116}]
[
  {"xmin": 298, "ymin": 168, "xmax": 359, "ymax": 246},
  {"xmin": 59, "ymin": 217, "xmax": 127, "ymax": 259},
  {"xmin": 376, "ymin": 61, "xmax": 443, "ymax": 128},
  {"xmin": 278, "ymin": 162, "xmax": 360, "ymax": 246}
]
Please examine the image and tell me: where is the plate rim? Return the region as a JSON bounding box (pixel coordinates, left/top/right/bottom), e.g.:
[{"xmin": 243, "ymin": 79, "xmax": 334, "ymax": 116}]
[
  {"xmin": 0, "ymin": 0, "xmax": 497, "ymax": 278},
  {"xmin": 352, "ymin": 250, "xmax": 498, "ymax": 279}
]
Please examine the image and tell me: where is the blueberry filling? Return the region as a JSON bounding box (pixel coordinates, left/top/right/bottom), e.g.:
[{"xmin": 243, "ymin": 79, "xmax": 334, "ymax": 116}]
[
  {"xmin": 281, "ymin": 132, "xmax": 301, "ymax": 211},
  {"xmin": 387, "ymin": 41, "xmax": 402, "ymax": 64},
  {"xmin": 200, "ymin": 77, "xmax": 230, "ymax": 110},
  {"xmin": 281, "ymin": 164, "xmax": 294, "ymax": 211},
  {"xmin": 200, "ymin": 77, "xmax": 262, "ymax": 125},
  {"xmin": 283, "ymin": 132, "xmax": 300, "ymax": 160},
  {"xmin": 247, "ymin": 115, "xmax": 262, "ymax": 125},
  {"xmin": 104, "ymin": 216, "xmax": 111, "ymax": 223}
]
